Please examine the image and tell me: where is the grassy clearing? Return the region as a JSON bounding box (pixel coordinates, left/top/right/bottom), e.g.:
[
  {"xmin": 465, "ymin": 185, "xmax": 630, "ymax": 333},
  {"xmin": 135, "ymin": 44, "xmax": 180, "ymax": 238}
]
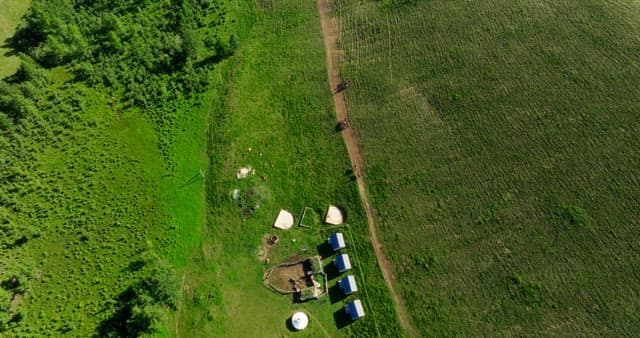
[
  {"xmin": 0, "ymin": 0, "xmax": 30, "ymax": 78},
  {"xmin": 175, "ymin": 1, "xmax": 401, "ymax": 337},
  {"xmin": 332, "ymin": 0, "xmax": 640, "ymax": 336}
]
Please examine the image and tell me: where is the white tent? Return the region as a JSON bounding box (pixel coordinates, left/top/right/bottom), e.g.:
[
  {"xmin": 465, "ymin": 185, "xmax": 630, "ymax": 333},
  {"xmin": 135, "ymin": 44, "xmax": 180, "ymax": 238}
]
[
  {"xmin": 273, "ymin": 210, "xmax": 294, "ymax": 230},
  {"xmin": 291, "ymin": 311, "xmax": 309, "ymax": 330},
  {"xmin": 325, "ymin": 205, "xmax": 344, "ymax": 225}
]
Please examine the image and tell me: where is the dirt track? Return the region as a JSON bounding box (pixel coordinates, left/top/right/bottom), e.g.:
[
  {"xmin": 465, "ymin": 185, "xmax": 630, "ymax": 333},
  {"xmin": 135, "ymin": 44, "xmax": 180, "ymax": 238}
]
[{"xmin": 317, "ymin": 1, "xmax": 417, "ymax": 336}]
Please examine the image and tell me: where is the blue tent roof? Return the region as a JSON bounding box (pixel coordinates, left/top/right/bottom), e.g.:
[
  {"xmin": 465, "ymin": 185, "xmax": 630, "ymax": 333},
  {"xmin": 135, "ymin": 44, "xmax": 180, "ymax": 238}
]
[
  {"xmin": 328, "ymin": 232, "xmax": 346, "ymax": 251},
  {"xmin": 334, "ymin": 253, "xmax": 352, "ymax": 272},
  {"xmin": 345, "ymin": 299, "xmax": 365, "ymax": 320},
  {"xmin": 340, "ymin": 275, "xmax": 358, "ymax": 295}
]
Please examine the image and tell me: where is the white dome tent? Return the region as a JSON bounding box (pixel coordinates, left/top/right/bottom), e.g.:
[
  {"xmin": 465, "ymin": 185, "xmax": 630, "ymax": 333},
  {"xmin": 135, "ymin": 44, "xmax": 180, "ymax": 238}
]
[
  {"xmin": 291, "ymin": 311, "xmax": 309, "ymax": 330},
  {"xmin": 324, "ymin": 205, "xmax": 344, "ymax": 225},
  {"xmin": 273, "ymin": 209, "xmax": 294, "ymax": 230}
]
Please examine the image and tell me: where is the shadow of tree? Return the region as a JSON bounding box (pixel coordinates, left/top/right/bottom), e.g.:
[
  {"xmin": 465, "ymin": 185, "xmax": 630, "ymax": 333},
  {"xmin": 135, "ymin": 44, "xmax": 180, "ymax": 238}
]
[{"xmin": 94, "ymin": 266, "xmax": 179, "ymax": 337}]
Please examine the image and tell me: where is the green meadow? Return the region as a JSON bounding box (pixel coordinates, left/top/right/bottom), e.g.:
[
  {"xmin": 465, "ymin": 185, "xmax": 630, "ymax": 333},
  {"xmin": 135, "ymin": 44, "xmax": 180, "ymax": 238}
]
[
  {"xmin": 0, "ymin": 0, "xmax": 31, "ymax": 78},
  {"xmin": 332, "ymin": 0, "xmax": 640, "ymax": 336},
  {"xmin": 176, "ymin": 1, "xmax": 399, "ymax": 337},
  {"xmin": 1, "ymin": 0, "xmax": 400, "ymax": 336},
  {"xmin": 5, "ymin": 0, "xmax": 638, "ymax": 337},
  {"xmin": 0, "ymin": 70, "xmax": 213, "ymax": 336}
]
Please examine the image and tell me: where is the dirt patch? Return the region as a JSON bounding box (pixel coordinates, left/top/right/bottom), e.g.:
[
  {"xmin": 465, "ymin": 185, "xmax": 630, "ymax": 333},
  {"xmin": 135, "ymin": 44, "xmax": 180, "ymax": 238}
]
[
  {"xmin": 9, "ymin": 293, "xmax": 22, "ymax": 312},
  {"xmin": 257, "ymin": 234, "xmax": 280, "ymax": 262},
  {"xmin": 283, "ymin": 255, "xmax": 305, "ymax": 264},
  {"xmin": 264, "ymin": 256, "xmax": 327, "ymax": 301},
  {"xmin": 266, "ymin": 263, "xmax": 307, "ymax": 292},
  {"xmin": 317, "ymin": 0, "xmax": 418, "ymax": 336}
]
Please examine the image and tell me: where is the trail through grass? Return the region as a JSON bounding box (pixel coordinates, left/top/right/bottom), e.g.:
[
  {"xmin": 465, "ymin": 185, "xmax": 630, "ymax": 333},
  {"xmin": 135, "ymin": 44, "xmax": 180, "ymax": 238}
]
[{"xmin": 317, "ymin": 0, "xmax": 416, "ymax": 335}]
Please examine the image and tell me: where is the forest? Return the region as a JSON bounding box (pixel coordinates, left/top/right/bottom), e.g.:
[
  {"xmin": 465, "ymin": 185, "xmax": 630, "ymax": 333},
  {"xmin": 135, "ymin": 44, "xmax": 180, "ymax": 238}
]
[{"xmin": 0, "ymin": 0, "xmax": 236, "ymax": 336}]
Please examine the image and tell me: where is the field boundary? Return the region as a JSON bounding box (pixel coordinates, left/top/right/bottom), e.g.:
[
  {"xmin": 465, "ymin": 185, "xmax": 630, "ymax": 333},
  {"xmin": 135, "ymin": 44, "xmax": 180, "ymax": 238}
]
[{"xmin": 317, "ymin": 0, "xmax": 418, "ymax": 336}]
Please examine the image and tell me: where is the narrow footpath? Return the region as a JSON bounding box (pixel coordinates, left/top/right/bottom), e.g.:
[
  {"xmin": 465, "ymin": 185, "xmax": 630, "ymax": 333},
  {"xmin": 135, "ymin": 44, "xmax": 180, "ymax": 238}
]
[{"xmin": 317, "ymin": 1, "xmax": 418, "ymax": 336}]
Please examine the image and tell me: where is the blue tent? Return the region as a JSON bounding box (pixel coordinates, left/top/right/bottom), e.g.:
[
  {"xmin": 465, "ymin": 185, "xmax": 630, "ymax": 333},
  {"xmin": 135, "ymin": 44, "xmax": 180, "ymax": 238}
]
[
  {"xmin": 328, "ymin": 232, "xmax": 346, "ymax": 251},
  {"xmin": 334, "ymin": 253, "xmax": 352, "ymax": 273},
  {"xmin": 345, "ymin": 299, "xmax": 365, "ymax": 321},
  {"xmin": 339, "ymin": 275, "xmax": 358, "ymax": 295}
]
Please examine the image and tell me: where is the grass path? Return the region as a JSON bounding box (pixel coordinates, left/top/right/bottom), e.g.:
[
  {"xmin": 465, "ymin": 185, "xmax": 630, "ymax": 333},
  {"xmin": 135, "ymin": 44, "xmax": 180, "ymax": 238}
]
[
  {"xmin": 305, "ymin": 311, "xmax": 332, "ymax": 338},
  {"xmin": 175, "ymin": 271, "xmax": 187, "ymax": 338},
  {"xmin": 317, "ymin": 0, "xmax": 417, "ymax": 336}
]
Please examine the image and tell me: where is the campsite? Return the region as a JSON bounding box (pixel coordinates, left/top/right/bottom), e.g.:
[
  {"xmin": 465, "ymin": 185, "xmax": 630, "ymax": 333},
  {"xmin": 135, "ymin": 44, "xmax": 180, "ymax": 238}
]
[{"xmin": 1, "ymin": 0, "xmax": 640, "ymax": 337}]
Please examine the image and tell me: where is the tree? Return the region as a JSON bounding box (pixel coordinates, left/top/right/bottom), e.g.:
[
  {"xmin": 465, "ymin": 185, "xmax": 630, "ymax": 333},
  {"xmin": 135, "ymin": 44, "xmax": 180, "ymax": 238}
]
[
  {"xmin": 141, "ymin": 264, "xmax": 181, "ymax": 309},
  {"xmin": 126, "ymin": 303, "xmax": 163, "ymax": 336}
]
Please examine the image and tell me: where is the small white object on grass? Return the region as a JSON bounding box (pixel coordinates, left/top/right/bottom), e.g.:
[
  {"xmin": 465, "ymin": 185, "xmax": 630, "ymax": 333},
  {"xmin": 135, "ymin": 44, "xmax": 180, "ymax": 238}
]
[{"xmin": 236, "ymin": 166, "xmax": 253, "ymax": 179}]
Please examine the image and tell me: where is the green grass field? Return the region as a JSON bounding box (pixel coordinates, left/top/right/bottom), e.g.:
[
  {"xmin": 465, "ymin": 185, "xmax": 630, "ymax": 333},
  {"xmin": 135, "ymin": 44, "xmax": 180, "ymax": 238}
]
[
  {"xmin": 0, "ymin": 0, "xmax": 30, "ymax": 78},
  {"xmin": 175, "ymin": 1, "xmax": 400, "ymax": 336},
  {"xmin": 331, "ymin": 0, "xmax": 640, "ymax": 336},
  {"xmin": 1, "ymin": 0, "xmax": 402, "ymax": 336},
  {"xmin": 6, "ymin": 0, "xmax": 639, "ymax": 336}
]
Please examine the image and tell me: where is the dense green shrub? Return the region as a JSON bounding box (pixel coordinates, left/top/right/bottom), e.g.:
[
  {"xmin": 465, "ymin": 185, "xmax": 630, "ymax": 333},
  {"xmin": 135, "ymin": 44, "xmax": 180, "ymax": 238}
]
[
  {"xmin": 562, "ymin": 204, "xmax": 592, "ymax": 227},
  {"xmin": 10, "ymin": 0, "xmax": 234, "ymax": 109},
  {"xmin": 95, "ymin": 264, "xmax": 180, "ymax": 337}
]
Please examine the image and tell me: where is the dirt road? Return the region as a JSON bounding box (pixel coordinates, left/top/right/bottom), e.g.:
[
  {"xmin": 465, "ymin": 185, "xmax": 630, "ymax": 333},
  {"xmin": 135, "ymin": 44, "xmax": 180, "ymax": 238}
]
[{"xmin": 317, "ymin": 1, "xmax": 418, "ymax": 336}]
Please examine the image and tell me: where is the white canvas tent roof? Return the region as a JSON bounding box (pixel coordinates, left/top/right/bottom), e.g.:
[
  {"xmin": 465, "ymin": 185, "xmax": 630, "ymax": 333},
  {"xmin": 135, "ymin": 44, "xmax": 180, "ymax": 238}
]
[
  {"xmin": 273, "ymin": 209, "xmax": 294, "ymax": 230},
  {"xmin": 291, "ymin": 312, "xmax": 308, "ymax": 330},
  {"xmin": 325, "ymin": 205, "xmax": 344, "ymax": 225}
]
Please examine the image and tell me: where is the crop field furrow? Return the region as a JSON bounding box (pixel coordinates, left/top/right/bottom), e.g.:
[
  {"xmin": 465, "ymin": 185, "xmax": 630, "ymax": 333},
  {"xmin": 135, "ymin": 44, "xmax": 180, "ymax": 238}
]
[{"xmin": 330, "ymin": 0, "xmax": 640, "ymax": 336}]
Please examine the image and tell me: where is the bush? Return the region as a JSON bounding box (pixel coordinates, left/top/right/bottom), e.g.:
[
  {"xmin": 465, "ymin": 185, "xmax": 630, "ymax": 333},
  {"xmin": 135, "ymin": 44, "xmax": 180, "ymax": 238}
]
[
  {"xmin": 95, "ymin": 263, "xmax": 180, "ymax": 337},
  {"xmin": 561, "ymin": 204, "xmax": 592, "ymax": 227},
  {"xmin": 125, "ymin": 303, "xmax": 163, "ymax": 336},
  {"xmin": 140, "ymin": 265, "xmax": 181, "ymax": 310}
]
